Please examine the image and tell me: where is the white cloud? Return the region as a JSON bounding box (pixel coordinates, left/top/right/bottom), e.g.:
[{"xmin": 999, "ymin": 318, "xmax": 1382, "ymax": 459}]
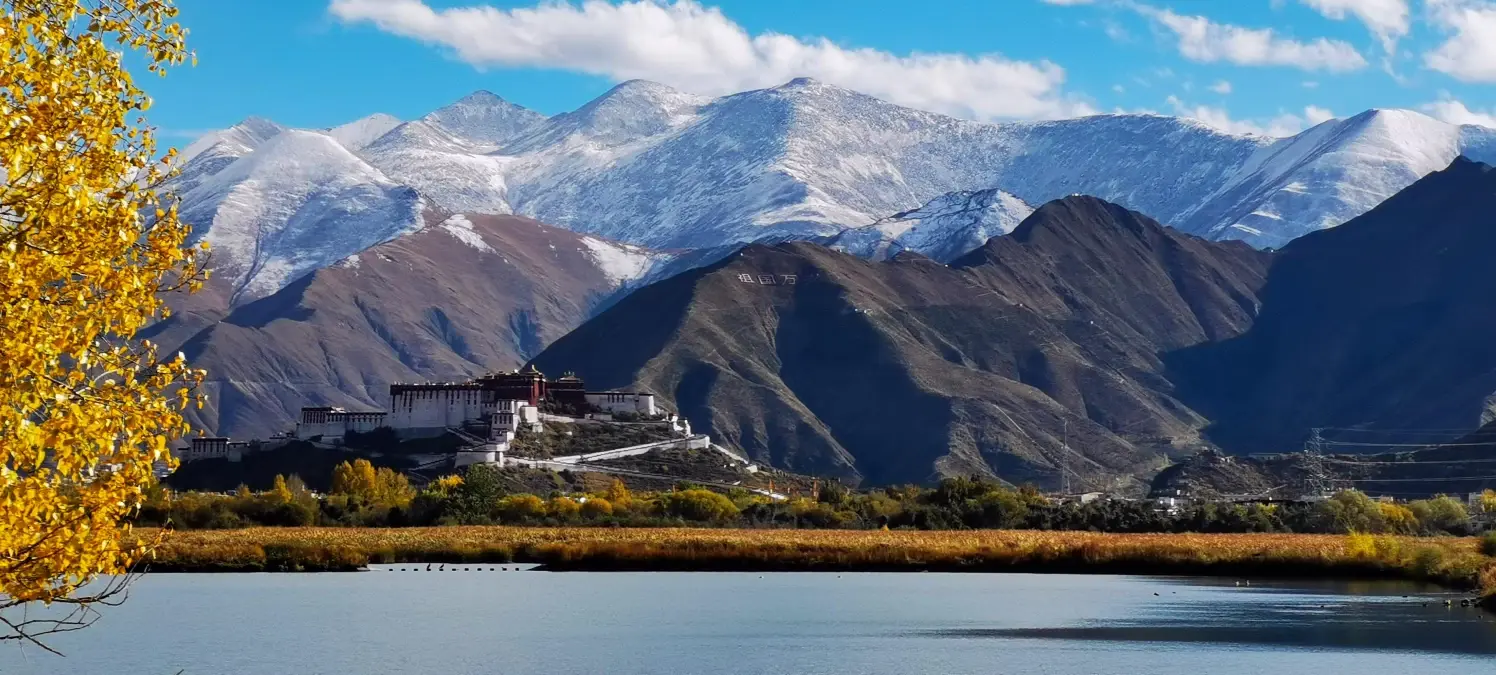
[
  {"xmin": 1424, "ymin": 0, "xmax": 1496, "ymax": 82},
  {"xmin": 1302, "ymin": 80, "xmax": 1320, "ymax": 88},
  {"xmin": 327, "ymin": 0, "xmax": 1094, "ymax": 120},
  {"xmin": 1209, "ymin": 80, "xmax": 1232, "ymax": 94},
  {"xmin": 1297, "ymin": 0, "xmax": 1409, "ymax": 53},
  {"xmin": 1421, "ymin": 95, "xmax": 1496, "ymax": 128},
  {"xmin": 1165, "ymin": 96, "xmax": 1333, "ymax": 136},
  {"xmin": 1112, "ymin": 83, "xmax": 1126, "ymax": 93},
  {"xmin": 1041, "ymin": 0, "xmax": 1097, "ymax": 4},
  {"xmin": 1304, "ymin": 105, "xmax": 1336, "ymax": 125},
  {"xmin": 1137, "ymin": 4, "xmax": 1367, "ymax": 72}
]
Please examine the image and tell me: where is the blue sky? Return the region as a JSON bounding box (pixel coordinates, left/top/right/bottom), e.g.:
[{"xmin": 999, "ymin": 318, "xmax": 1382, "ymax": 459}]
[{"xmin": 146, "ymin": 0, "xmax": 1496, "ymax": 141}]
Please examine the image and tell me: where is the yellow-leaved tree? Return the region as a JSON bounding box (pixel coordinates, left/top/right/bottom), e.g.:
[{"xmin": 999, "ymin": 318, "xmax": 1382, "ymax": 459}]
[{"xmin": 1, "ymin": 0, "xmax": 203, "ymax": 647}]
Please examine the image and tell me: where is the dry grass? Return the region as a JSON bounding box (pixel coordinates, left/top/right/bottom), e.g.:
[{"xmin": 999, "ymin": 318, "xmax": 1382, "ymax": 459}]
[{"xmin": 134, "ymin": 527, "xmax": 1494, "ymax": 596}]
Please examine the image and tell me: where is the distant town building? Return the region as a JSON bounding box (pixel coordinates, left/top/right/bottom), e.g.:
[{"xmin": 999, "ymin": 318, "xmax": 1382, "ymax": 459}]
[{"xmin": 1152, "ymin": 494, "xmax": 1185, "ymax": 515}]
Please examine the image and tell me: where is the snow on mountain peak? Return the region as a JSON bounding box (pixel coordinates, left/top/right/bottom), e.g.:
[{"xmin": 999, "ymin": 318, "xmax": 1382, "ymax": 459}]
[
  {"xmin": 1180, "ymin": 107, "xmax": 1476, "ymax": 248},
  {"xmin": 167, "ymin": 82, "xmax": 1496, "ymax": 312},
  {"xmin": 179, "ymin": 129, "xmax": 423, "ymax": 302},
  {"xmin": 421, "ymin": 90, "xmax": 546, "ymax": 150},
  {"xmin": 176, "ymin": 116, "xmax": 285, "ymax": 165},
  {"xmin": 327, "ymin": 113, "xmax": 402, "ymax": 152},
  {"xmin": 457, "ymin": 90, "xmax": 505, "ymax": 103},
  {"xmin": 503, "ymin": 79, "xmax": 708, "ymax": 154}
]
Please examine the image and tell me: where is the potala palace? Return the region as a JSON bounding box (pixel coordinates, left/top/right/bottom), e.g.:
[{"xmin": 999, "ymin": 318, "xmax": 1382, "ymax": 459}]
[
  {"xmin": 292, "ymin": 366, "xmax": 659, "ymax": 443},
  {"xmin": 184, "ymin": 367, "xmax": 680, "ymax": 463}
]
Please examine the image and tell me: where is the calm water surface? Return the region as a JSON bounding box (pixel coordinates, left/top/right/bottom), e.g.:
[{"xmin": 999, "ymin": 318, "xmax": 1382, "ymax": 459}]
[{"xmin": 3, "ymin": 569, "xmax": 1493, "ymax": 674}]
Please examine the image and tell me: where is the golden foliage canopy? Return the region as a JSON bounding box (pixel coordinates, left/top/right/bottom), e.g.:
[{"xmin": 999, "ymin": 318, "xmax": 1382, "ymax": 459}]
[
  {"xmin": 1, "ymin": 0, "xmax": 203, "ymax": 610},
  {"xmin": 330, "ymin": 460, "xmax": 414, "ymax": 509}
]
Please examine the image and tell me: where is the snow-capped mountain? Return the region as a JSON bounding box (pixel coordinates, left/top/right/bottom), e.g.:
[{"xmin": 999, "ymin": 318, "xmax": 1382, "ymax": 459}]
[
  {"xmin": 175, "ymin": 129, "xmax": 424, "ymax": 303},
  {"xmin": 1176, "ymin": 109, "xmax": 1496, "ymax": 247},
  {"xmin": 356, "ymin": 92, "xmax": 545, "ymax": 216},
  {"xmin": 502, "ymin": 79, "xmax": 710, "ymax": 154},
  {"xmin": 171, "ymin": 116, "xmax": 286, "ymax": 196},
  {"xmin": 422, "ymin": 90, "xmax": 546, "ymax": 150},
  {"xmin": 830, "ymin": 188, "xmax": 1034, "ymax": 261},
  {"xmin": 178, "ymin": 115, "xmax": 285, "ymax": 166},
  {"xmin": 167, "ymin": 79, "xmax": 1496, "ymax": 306}
]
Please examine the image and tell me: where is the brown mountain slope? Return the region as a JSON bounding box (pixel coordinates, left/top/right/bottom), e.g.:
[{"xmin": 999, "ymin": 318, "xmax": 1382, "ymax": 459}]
[
  {"xmin": 178, "ymin": 213, "xmax": 656, "ymax": 438},
  {"xmin": 530, "ymin": 196, "xmax": 1271, "ymax": 488},
  {"xmin": 1169, "ymin": 157, "xmax": 1496, "ymax": 453}
]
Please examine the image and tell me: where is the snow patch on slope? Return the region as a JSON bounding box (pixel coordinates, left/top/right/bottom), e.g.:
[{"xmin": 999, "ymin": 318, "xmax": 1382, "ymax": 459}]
[
  {"xmin": 439, "ymin": 214, "xmax": 494, "ymax": 252},
  {"xmin": 179, "ymin": 129, "xmax": 423, "ymax": 301},
  {"xmin": 579, "ymin": 236, "xmax": 660, "ymax": 284},
  {"xmin": 832, "ymin": 189, "xmax": 1034, "ymax": 261}
]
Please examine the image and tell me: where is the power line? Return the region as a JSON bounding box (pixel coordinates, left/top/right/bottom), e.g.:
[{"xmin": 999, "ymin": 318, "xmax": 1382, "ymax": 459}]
[
  {"xmin": 1321, "ymin": 440, "xmax": 1496, "ymax": 448},
  {"xmin": 1323, "ymin": 456, "xmax": 1496, "ymax": 465},
  {"xmin": 1340, "ymin": 475, "xmax": 1496, "ymax": 483},
  {"xmin": 1322, "ymin": 431, "xmax": 1496, "ymax": 437}
]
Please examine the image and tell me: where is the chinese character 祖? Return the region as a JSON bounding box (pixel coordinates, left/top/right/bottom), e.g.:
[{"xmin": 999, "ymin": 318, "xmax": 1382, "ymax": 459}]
[
  {"xmin": 758, "ymin": 275, "xmax": 777, "ymax": 285},
  {"xmin": 737, "ymin": 273, "xmax": 755, "ymax": 283},
  {"xmin": 781, "ymin": 275, "xmax": 797, "ymax": 285}
]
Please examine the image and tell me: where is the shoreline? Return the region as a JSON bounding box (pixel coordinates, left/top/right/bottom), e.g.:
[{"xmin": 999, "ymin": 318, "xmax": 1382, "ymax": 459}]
[{"xmin": 134, "ymin": 527, "xmax": 1493, "ymax": 606}]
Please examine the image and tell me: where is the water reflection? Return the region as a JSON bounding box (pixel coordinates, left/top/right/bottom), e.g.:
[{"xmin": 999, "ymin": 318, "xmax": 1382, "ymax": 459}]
[{"xmin": 929, "ymin": 578, "xmax": 1496, "ymax": 656}]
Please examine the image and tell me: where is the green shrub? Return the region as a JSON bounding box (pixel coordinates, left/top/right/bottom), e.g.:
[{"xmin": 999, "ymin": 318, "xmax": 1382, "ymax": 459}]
[
  {"xmin": 581, "ymin": 497, "xmax": 614, "ymax": 519},
  {"xmin": 661, "ymin": 489, "xmax": 740, "ymax": 522},
  {"xmin": 1410, "ymin": 546, "xmax": 1448, "ymax": 578},
  {"xmin": 497, "ymin": 494, "xmax": 547, "ymax": 522},
  {"xmin": 1479, "ymin": 531, "xmax": 1496, "ymax": 557},
  {"xmin": 548, "ymin": 496, "xmax": 582, "ymax": 520},
  {"xmin": 1409, "ymin": 495, "xmax": 1470, "ymax": 534}
]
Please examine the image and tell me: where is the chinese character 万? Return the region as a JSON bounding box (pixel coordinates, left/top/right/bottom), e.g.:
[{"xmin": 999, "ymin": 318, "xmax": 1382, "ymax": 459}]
[
  {"xmin": 781, "ymin": 275, "xmax": 797, "ymax": 285},
  {"xmin": 758, "ymin": 275, "xmax": 777, "ymax": 285}
]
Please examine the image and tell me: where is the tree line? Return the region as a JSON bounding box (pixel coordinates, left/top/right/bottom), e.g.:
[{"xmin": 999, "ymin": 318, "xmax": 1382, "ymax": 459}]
[{"xmin": 135, "ymin": 466, "xmax": 1496, "ymax": 536}]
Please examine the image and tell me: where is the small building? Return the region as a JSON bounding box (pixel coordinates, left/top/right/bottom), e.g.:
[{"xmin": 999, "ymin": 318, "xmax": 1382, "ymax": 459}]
[
  {"xmin": 585, "ymin": 391, "xmax": 657, "ymax": 416},
  {"xmin": 1152, "ymin": 495, "xmax": 1185, "ymax": 515},
  {"xmin": 491, "ymin": 399, "xmax": 542, "ymax": 434},
  {"xmin": 547, "ymin": 373, "xmax": 588, "ymax": 409},
  {"xmin": 669, "ymin": 414, "xmax": 692, "ymax": 436}
]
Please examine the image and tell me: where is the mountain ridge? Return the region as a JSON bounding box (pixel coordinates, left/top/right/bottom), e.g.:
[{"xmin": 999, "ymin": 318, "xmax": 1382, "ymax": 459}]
[
  {"xmin": 170, "ymin": 81, "xmax": 1496, "ymax": 283},
  {"xmin": 529, "ymin": 195, "xmax": 1272, "ymax": 487},
  {"xmin": 1169, "ymin": 156, "xmax": 1496, "ymax": 452}
]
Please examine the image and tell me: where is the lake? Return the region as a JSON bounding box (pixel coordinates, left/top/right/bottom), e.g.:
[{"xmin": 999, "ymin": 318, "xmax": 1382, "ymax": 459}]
[{"xmin": 3, "ymin": 569, "xmax": 1493, "ymax": 674}]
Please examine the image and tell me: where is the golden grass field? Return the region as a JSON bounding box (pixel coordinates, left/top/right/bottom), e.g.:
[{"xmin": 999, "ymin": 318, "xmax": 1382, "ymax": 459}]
[{"xmin": 136, "ymin": 526, "xmax": 1494, "ymax": 603}]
